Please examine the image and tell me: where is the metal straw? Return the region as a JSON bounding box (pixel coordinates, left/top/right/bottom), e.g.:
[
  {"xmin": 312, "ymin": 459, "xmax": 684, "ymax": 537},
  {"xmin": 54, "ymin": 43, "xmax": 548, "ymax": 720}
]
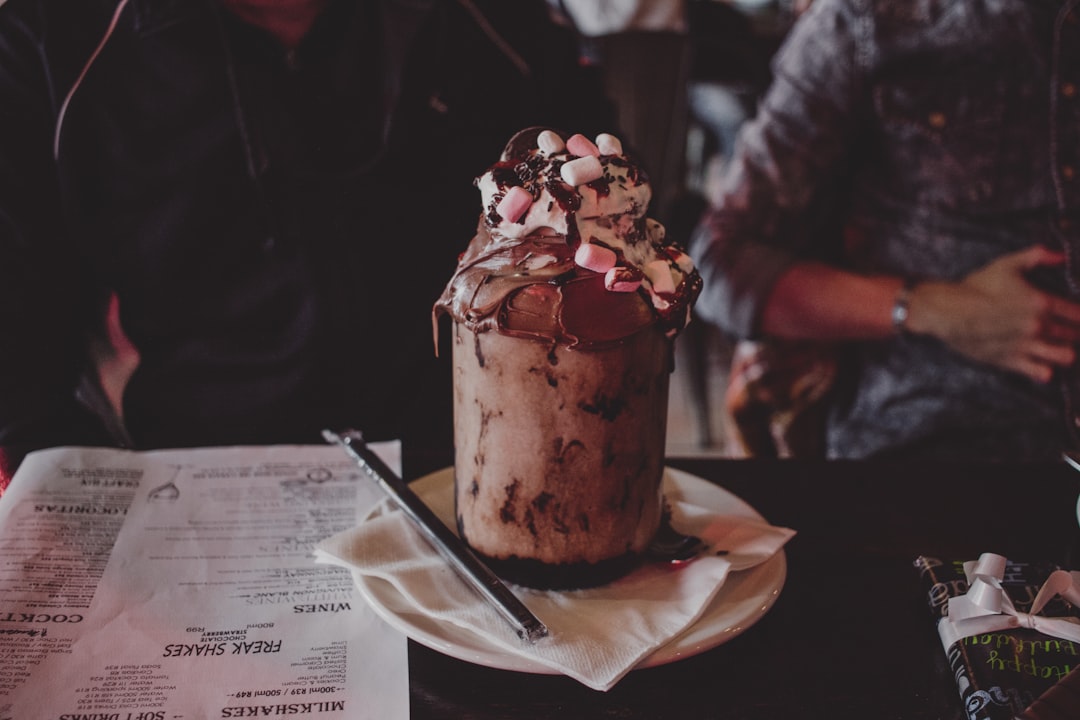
[{"xmin": 322, "ymin": 429, "xmax": 549, "ymax": 643}]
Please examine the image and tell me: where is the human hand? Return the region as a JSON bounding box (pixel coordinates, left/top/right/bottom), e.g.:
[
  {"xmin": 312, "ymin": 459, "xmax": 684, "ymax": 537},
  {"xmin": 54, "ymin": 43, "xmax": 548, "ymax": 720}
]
[{"xmin": 908, "ymin": 245, "xmax": 1080, "ymax": 383}]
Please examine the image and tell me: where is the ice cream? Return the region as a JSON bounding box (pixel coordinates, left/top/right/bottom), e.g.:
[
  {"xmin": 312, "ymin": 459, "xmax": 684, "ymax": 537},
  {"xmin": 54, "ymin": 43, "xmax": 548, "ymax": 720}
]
[{"xmin": 433, "ymin": 127, "xmax": 701, "ymax": 589}]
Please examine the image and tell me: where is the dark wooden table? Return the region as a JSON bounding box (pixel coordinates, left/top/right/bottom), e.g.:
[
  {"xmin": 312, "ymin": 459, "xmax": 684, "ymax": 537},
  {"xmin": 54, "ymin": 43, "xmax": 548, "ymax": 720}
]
[
  {"xmin": 403, "ymin": 453, "xmax": 1080, "ymax": 720},
  {"xmin": 4, "ymin": 448, "xmax": 1079, "ymax": 719}
]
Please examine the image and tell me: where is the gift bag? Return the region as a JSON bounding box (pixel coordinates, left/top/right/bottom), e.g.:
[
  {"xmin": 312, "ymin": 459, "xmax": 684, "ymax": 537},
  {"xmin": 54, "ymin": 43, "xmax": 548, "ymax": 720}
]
[{"xmin": 914, "ymin": 554, "xmax": 1080, "ymax": 720}]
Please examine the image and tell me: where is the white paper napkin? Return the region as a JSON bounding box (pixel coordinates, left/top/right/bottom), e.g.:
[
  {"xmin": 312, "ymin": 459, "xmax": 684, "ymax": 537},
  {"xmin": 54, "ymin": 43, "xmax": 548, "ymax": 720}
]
[{"xmin": 315, "ymin": 482, "xmax": 794, "ymax": 692}]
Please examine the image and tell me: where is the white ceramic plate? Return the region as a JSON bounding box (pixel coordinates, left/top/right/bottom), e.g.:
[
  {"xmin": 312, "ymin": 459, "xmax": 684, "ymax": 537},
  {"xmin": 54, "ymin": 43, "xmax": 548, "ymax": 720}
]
[{"xmin": 353, "ymin": 466, "xmax": 787, "ymax": 673}]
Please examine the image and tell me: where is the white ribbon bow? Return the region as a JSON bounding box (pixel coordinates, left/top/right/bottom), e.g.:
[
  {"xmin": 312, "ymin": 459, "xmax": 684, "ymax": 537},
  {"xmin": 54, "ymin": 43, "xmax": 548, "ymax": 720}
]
[{"xmin": 941, "ymin": 552, "xmax": 1080, "ymax": 645}]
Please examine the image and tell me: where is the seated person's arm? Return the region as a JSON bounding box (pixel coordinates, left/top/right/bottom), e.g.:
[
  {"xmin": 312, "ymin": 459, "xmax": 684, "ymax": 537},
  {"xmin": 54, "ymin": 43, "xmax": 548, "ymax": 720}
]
[
  {"xmin": 692, "ymin": 0, "xmax": 1080, "ymax": 386},
  {"xmin": 762, "ymin": 250, "xmax": 1080, "ymax": 384}
]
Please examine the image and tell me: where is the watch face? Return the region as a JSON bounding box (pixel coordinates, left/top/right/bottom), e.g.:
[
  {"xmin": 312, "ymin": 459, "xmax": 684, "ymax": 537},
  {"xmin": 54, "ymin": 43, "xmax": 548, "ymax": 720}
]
[{"xmin": 891, "ymin": 280, "xmax": 915, "ymax": 332}]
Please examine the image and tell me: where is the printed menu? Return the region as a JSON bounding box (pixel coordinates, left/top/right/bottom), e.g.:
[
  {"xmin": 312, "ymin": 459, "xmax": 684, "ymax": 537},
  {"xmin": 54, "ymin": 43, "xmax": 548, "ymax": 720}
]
[{"xmin": 0, "ymin": 444, "xmax": 409, "ymax": 720}]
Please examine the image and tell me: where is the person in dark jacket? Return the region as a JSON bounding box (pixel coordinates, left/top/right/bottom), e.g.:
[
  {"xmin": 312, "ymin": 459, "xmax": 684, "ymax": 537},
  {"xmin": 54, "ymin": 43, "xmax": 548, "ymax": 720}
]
[
  {"xmin": 690, "ymin": 0, "xmax": 1080, "ymax": 460},
  {"xmin": 0, "ymin": 0, "xmax": 615, "ymax": 452}
]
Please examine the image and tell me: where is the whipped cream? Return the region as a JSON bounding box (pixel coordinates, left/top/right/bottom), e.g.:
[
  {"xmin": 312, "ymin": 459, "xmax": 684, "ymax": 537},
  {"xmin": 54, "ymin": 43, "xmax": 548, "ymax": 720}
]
[
  {"xmin": 435, "ymin": 128, "xmax": 701, "ymax": 347},
  {"xmin": 475, "ymin": 129, "xmax": 696, "ymax": 314}
]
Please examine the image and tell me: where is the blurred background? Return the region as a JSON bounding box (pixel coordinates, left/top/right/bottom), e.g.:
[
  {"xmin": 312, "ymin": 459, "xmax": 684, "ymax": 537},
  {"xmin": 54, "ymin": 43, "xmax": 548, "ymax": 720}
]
[
  {"xmin": 549, "ymin": 0, "xmax": 804, "ymax": 457},
  {"xmin": 89, "ymin": 0, "xmax": 806, "ymax": 458}
]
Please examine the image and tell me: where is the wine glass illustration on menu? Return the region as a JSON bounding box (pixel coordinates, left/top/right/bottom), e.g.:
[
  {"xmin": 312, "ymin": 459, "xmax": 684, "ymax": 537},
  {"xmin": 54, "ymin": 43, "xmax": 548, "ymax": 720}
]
[{"xmin": 148, "ymin": 464, "xmax": 182, "ymax": 502}]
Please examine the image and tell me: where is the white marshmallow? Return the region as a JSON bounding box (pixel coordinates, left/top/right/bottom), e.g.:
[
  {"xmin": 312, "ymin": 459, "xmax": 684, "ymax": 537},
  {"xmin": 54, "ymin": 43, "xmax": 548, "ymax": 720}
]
[
  {"xmin": 673, "ymin": 251, "xmax": 695, "ymax": 275},
  {"xmin": 643, "ymin": 259, "xmax": 676, "ymax": 295},
  {"xmin": 537, "ymin": 130, "xmax": 565, "ymax": 155},
  {"xmin": 560, "ymin": 155, "xmax": 603, "ymax": 186},
  {"xmin": 596, "ymin": 133, "xmax": 623, "ymax": 155}
]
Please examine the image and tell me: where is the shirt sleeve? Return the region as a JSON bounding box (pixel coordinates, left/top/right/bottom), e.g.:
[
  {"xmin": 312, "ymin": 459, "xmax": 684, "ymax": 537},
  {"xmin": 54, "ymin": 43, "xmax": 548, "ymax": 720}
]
[
  {"xmin": 0, "ymin": 4, "xmax": 113, "ymax": 448},
  {"xmin": 688, "ymin": 0, "xmax": 869, "ymax": 338}
]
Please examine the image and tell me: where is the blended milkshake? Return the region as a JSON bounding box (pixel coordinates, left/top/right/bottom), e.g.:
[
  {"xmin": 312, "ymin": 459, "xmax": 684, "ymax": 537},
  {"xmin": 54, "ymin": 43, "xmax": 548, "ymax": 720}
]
[{"xmin": 434, "ymin": 128, "xmax": 701, "ymax": 589}]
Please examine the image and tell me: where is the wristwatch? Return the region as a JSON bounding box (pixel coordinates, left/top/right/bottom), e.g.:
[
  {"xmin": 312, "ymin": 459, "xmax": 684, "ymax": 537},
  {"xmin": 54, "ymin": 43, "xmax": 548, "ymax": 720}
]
[{"xmin": 891, "ymin": 278, "xmax": 918, "ymax": 333}]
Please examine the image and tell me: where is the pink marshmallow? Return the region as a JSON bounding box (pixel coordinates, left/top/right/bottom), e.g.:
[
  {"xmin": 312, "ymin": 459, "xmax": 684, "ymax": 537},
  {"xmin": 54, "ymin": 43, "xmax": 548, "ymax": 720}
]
[
  {"xmin": 644, "ymin": 259, "xmax": 676, "ymax": 294},
  {"xmin": 537, "ymin": 130, "xmax": 565, "ymax": 155},
  {"xmin": 605, "ymin": 266, "xmax": 642, "ymax": 292},
  {"xmin": 560, "ymin": 155, "xmax": 603, "ymax": 186},
  {"xmin": 495, "ymin": 186, "xmax": 532, "ymax": 223},
  {"xmin": 574, "ymin": 243, "xmax": 617, "ymax": 273},
  {"xmin": 566, "ymin": 133, "xmax": 600, "ymax": 157},
  {"xmin": 596, "ymin": 133, "xmax": 622, "ymax": 155}
]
